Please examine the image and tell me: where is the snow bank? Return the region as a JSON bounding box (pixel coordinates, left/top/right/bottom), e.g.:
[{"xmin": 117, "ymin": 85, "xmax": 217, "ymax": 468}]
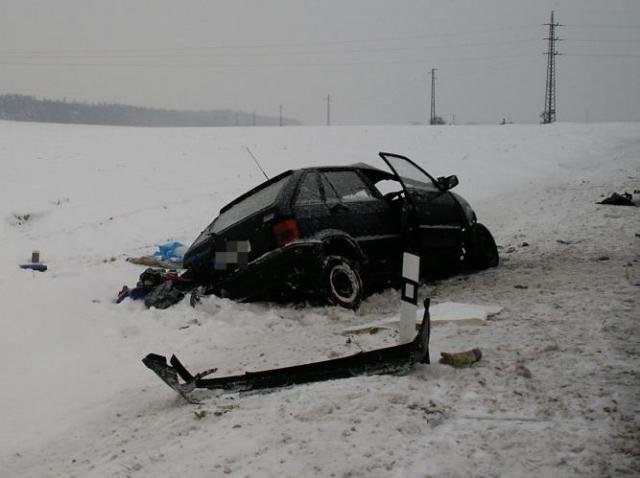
[{"xmin": 1, "ymin": 120, "xmax": 639, "ymax": 476}]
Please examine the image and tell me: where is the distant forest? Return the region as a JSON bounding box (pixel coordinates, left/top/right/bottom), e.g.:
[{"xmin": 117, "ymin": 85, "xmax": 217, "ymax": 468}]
[{"xmin": 0, "ymin": 94, "xmax": 301, "ymax": 127}]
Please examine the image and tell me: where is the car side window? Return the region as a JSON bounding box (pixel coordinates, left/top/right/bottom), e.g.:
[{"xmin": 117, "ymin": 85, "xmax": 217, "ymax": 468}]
[
  {"xmin": 294, "ymin": 171, "xmax": 322, "ymax": 205},
  {"xmin": 320, "ymin": 173, "xmax": 340, "ymax": 202},
  {"xmin": 322, "ymin": 171, "xmax": 376, "ymax": 202}
]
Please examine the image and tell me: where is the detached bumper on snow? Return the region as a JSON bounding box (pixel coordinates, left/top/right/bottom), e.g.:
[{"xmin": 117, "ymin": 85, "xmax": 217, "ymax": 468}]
[{"xmin": 142, "ymin": 299, "xmax": 431, "ymax": 401}]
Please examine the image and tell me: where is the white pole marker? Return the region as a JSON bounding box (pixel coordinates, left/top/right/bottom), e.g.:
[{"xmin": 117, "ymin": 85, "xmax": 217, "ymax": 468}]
[{"xmin": 400, "ymin": 252, "xmax": 420, "ymax": 343}]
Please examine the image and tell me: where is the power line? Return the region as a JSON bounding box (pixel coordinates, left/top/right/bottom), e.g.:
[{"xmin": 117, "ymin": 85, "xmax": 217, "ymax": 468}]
[
  {"xmin": 347, "ymin": 70, "xmax": 426, "ymax": 107},
  {"xmin": 0, "ymin": 53, "xmax": 540, "ymax": 71},
  {"xmin": 563, "ymin": 53, "xmax": 640, "ymax": 58},
  {"xmin": 2, "ymin": 47, "xmax": 636, "ymax": 70},
  {"xmin": 563, "ymin": 24, "xmax": 640, "ymax": 29},
  {"xmin": 345, "ymin": 56, "xmax": 531, "ymax": 120},
  {"xmin": 0, "ymin": 39, "xmax": 540, "ymax": 59},
  {"xmin": 564, "ymin": 38, "xmax": 640, "ymax": 44},
  {"xmin": 0, "ymin": 26, "xmax": 541, "ymax": 56},
  {"xmin": 0, "ymin": 24, "xmax": 630, "ymax": 57}
]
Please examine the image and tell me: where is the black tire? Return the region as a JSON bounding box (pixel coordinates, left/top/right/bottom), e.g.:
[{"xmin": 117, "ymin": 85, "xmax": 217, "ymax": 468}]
[
  {"xmin": 465, "ymin": 223, "xmax": 499, "ymax": 270},
  {"xmin": 320, "ymin": 255, "xmax": 363, "ymax": 309}
]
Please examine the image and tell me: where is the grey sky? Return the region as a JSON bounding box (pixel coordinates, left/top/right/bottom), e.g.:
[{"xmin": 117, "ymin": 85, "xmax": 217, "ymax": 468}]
[{"xmin": 1, "ymin": 0, "xmax": 639, "ymax": 125}]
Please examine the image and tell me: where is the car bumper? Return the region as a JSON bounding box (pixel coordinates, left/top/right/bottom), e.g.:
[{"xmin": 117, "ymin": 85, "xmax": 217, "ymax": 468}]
[{"xmin": 214, "ymin": 240, "xmax": 324, "ymax": 301}]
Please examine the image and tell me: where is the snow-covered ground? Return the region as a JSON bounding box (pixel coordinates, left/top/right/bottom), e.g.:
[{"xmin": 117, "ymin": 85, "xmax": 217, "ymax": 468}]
[{"xmin": 1, "ymin": 120, "xmax": 638, "ymax": 477}]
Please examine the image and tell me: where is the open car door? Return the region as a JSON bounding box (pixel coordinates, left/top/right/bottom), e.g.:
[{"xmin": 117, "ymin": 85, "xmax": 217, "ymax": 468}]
[{"xmin": 378, "ymin": 152, "xmax": 464, "ymax": 270}]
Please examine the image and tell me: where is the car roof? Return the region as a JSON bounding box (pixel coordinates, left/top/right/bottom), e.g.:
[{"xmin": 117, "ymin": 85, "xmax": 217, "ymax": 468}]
[
  {"xmin": 219, "ymin": 162, "xmax": 395, "ymax": 214},
  {"xmin": 300, "ymin": 162, "xmax": 395, "ymax": 181},
  {"xmin": 298, "ymin": 162, "xmax": 386, "ymax": 173}
]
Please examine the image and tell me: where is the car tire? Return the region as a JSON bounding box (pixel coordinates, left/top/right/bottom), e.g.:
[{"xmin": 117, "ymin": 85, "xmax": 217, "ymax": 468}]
[
  {"xmin": 320, "ymin": 255, "xmax": 363, "ymax": 309},
  {"xmin": 465, "ymin": 223, "xmax": 499, "ymax": 269}
]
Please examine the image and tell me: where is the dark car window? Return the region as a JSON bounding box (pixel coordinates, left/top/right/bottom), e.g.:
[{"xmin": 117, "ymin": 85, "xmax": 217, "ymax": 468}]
[
  {"xmin": 382, "ymin": 156, "xmax": 438, "ymax": 191},
  {"xmin": 322, "ymin": 171, "xmax": 375, "ymax": 202},
  {"xmin": 320, "ymin": 174, "xmax": 340, "ymax": 202},
  {"xmin": 294, "ymin": 172, "xmax": 322, "ymax": 205},
  {"xmin": 211, "ymin": 175, "xmax": 289, "ymax": 233}
]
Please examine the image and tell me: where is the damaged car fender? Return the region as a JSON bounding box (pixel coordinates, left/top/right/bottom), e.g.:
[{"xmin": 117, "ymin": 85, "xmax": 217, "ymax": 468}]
[
  {"xmin": 183, "ymin": 152, "xmax": 499, "ymax": 308},
  {"xmin": 313, "ymin": 229, "xmax": 367, "ymax": 264}
]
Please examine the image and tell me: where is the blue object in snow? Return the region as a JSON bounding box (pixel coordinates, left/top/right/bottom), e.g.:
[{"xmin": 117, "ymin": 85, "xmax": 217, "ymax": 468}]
[
  {"xmin": 154, "ymin": 241, "xmax": 186, "ymax": 262},
  {"xmin": 20, "ymin": 263, "xmax": 48, "ymax": 272}
]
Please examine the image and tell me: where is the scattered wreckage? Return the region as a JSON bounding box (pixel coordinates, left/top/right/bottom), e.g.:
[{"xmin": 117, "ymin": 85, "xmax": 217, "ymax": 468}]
[
  {"xmin": 119, "ymin": 152, "xmax": 499, "ymax": 310},
  {"xmin": 134, "ymin": 153, "xmax": 497, "ymax": 400},
  {"xmin": 142, "ymin": 252, "xmax": 489, "ymax": 401},
  {"xmin": 144, "ymin": 254, "xmax": 431, "ymax": 402}
]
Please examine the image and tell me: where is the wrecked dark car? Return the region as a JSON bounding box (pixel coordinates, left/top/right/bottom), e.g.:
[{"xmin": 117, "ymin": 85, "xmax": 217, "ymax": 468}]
[{"xmin": 183, "ymin": 152, "xmax": 498, "ymax": 308}]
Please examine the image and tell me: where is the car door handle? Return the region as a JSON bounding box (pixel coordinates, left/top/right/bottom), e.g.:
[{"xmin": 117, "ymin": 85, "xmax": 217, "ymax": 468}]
[{"xmin": 330, "ymin": 203, "xmax": 349, "ymax": 213}]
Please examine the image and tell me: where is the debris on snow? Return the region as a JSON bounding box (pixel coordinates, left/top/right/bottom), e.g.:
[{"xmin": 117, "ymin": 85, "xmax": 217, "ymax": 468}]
[
  {"xmin": 19, "ymin": 250, "xmax": 47, "ymax": 271},
  {"xmin": 439, "ymin": 348, "xmax": 482, "ymax": 368},
  {"xmin": 18, "ymin": 263, "xmax": 47, "ymax": 272},
  {"xmin": 515, "ymin": 363, "xmax": 533, "ymax": 379},
  {"xmin": 153, "ymin": 241, "xmax": 186, "ymax": 263},
  {"xmin": 193, "ymin": 410, "xmax": 207, "ymax": 420},
  {"xmin": 597, "ymin": 191, "xmax": 637, "ymax": 206},
  {"xmin": 126, "ymin": 255, "xmax": 182, "ymax": 269},
  {"xmin": 143, "ymin": 299, "xmax": 432, "ymax": 401},
  {"xmin": 125, "ymin": 242, "xmax": 186, "ymax": 270},
  {"xmin": 115, "ymin": 267, "xmax": 193, "ymax": 307},
  {"xmin": 342, "ymin": 301, "xmax": 502, "ymax": 335}
]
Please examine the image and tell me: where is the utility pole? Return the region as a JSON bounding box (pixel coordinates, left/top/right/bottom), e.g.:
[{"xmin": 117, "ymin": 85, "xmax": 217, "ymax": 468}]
[
  {"xmin": 542, "ymin": 10, "xmax": 561, "ymax": 124},
  {"xmin": 279, "ymin": 104, "xmax": 283, "ymax": 126},
  {"xmin": 326, "ymin": 94, "xmax": 331, "ymax": 126},
  {"xmin": 428, "ymin": 68, "xmax": 437, "ymax": 125}
]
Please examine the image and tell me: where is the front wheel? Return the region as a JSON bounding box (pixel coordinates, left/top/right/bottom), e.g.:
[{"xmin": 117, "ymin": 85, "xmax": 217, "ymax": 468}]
[
  {"xmin": 465, "ymin": 223, "xmax": 499, "ymax": 269},
  {"xmin": 320, "ymin": 255, "xmax": 363, "ymax": 309}
]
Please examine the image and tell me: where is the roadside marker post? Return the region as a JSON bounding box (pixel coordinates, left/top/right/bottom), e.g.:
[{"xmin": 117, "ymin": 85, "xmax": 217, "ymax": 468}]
[{"xmin": 400, "ymin": 252, "xmax": 420, "ymax": 343}]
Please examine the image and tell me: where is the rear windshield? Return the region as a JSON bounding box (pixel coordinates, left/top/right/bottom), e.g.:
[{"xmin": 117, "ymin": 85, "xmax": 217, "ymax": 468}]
[{"xmin": 211, "ymin": 175, "xmax": 289, "ymax": 233}]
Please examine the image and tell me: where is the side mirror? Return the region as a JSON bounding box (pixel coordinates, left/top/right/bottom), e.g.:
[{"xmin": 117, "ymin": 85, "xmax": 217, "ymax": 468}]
[{"xmin": 437, "ymin": 175, "xmax": 459, "ymax": 191}]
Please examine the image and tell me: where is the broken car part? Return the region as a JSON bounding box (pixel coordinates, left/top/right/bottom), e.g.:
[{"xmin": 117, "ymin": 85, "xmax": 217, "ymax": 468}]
[{"xmin": 142, "ymin": 298, "xmax": 431, "ymax": 402}]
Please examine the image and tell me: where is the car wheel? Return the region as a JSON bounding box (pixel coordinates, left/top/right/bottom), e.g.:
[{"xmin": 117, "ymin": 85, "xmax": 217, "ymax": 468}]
[
  {"xmin": 321, "ymin": 255, "xmax": 363, "ymax": 309},
  {"xmin": 465, "ymin": 223, "xmax": 499, "ymax": 269}
]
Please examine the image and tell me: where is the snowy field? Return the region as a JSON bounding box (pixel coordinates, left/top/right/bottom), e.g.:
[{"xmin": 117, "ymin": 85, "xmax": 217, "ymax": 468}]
[{"xmin": 1, "ymin": 120, "xmax": 639, "ymax": 477}]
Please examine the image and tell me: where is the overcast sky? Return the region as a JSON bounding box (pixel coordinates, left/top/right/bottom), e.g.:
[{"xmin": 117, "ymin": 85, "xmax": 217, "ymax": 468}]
[{"xmin": 1, "ymin": 0, "xmax": 639, "ymax": 125}]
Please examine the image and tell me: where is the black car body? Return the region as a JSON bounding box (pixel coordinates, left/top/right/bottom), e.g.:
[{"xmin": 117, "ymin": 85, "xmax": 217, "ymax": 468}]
[{"xmin": 184, "ymin": 152, "xmax": 498, "ymax": 308}]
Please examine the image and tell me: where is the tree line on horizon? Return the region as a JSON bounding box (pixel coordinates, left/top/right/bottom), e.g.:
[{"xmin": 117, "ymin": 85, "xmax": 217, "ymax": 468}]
[{"xmin": 0, "ymin": 94, "xmax": 301, "ymax": 127}]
